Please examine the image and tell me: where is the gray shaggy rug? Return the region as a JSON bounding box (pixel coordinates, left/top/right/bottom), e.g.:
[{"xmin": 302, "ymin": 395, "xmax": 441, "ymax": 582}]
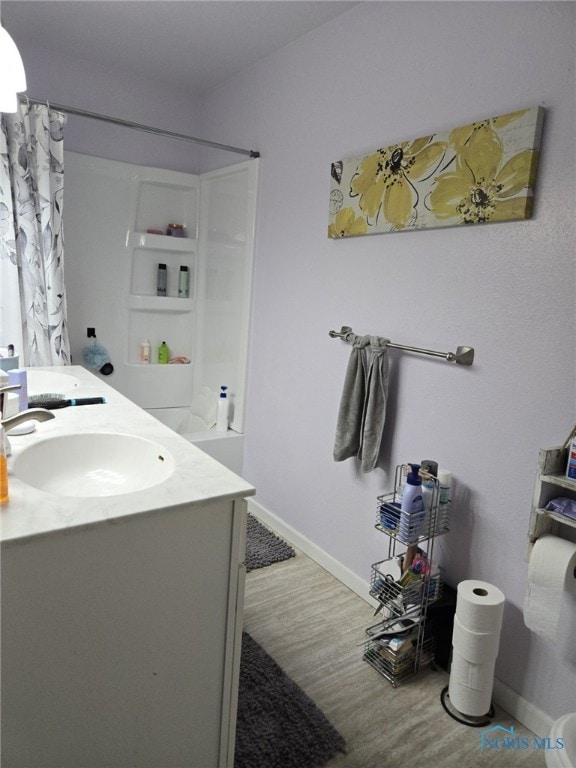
[
  {"xmin": 235, "ymin": 632, "xmax": 346, "ymax": 768},
  {"xmin": 245, "ymin": 514, "xmax": 296, "ymax": 572}
]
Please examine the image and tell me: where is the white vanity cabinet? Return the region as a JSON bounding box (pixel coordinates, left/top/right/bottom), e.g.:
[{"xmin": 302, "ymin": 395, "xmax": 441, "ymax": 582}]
[{"xmin": 0, "ymin": 366, "xmax": 254, "ymax": 768}]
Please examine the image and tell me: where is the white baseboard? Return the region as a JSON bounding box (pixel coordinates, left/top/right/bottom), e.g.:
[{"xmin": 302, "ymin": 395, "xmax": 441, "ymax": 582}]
[
  {"xmin": 247, "ymin": 498, "xmax": 378, "ymax": 609},
  {"xmin": 247, "ymin": 498, "xmax": 553, "ymax": 738},
  {"xmin": 492, "ymin": 679, "xmax": 552, "ymax": 737}
]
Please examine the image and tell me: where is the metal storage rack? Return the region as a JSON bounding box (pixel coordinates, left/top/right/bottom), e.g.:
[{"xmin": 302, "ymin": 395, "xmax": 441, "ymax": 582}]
[{"xmin": 363, "ymin": 464, "xmax": 451, "ymax": 686}]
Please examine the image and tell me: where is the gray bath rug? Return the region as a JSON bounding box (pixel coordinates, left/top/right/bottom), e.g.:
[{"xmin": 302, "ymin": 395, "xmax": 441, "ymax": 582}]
[
  {"xmin": 235, "ymin": 632, "xmax": 346, "ymax": 768},
  {"xmin": 245, "ymin": 513, "xmax": 296, "ymax": 572}
]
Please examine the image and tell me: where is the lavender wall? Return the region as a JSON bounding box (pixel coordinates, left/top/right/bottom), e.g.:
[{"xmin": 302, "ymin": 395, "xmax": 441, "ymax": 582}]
[
  {"xmin": 198, "ymin": 1, "xmax": 576, "ymax": 718},
  {"xmin": 13, "ymin": 0, "xmax": 576, "ymax": 722},
  {"xmin": 18, "ymin": 42, "xmax": 201, "ymax": 173}
]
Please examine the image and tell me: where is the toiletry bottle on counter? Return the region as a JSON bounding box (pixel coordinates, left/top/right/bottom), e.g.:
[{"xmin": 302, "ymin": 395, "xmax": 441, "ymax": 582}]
[
  {"xmin": 140, "ymin": 340, "xmax": 151, "ymax": 364},
  {"xmin": 0, "ymin": 417, "xmax": 8, "ymax": 505},
  {"xmin": 216, "ymin": 386, "xmax": 229, "ymax": 432},
  {"xmin": 178, "ymin": 266, "xmax": 190, "ymax": 298},
  {"xmin": 8, "ymin": 369, "xmax": 27, "ymax": 411},
  {"xmin": 158, "ymin": 341, "xmax": 169, "ymax": 364},
  {"xmin": 157, "ymin": 263, "xmax": 167, "ymax": 296},
  {"xmin": 400, "ymin": 464, "xmax": 424, "ymax": 513}
]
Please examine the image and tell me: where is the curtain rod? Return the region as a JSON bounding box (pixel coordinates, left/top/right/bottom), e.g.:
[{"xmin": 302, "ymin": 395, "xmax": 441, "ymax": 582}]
[
  {"xmin": 329, "ymin": 326, "xmax": 475, "ymax": 366},
  {"xmin": 18, "ymin": 96, "xmax": 260, "ymax": 158}
]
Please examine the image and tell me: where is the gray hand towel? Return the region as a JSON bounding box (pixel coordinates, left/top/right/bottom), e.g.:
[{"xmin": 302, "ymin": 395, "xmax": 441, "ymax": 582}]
[
  {"xmin": 333, "ymin": 333, "xmax": 370, "ymax": 462},
  {"xmin": 358, "ymin": 336, "xmax": 390, "ymax": 472}
]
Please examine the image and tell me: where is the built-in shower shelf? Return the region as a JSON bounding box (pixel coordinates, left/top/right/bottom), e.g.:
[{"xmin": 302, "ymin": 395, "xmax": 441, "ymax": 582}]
[
  {"xmin": 128, "ymin": 231, "xmax": 196, "ymax": 251},
  {"xmin": 127, "ymin": 295, "xmax": 194, "ymax": 312}
]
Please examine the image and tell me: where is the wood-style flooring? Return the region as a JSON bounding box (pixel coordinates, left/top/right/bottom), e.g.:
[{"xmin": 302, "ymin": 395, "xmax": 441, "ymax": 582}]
[{"xmin": 243, "ymin": 547, "xmax": 546, "ymax": 768}]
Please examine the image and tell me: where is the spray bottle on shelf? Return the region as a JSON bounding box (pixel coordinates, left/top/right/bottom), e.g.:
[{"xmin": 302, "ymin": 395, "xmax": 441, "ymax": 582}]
[{"xmin": 216, "ymin": 386, "xmax": 229, "ymax": 432}]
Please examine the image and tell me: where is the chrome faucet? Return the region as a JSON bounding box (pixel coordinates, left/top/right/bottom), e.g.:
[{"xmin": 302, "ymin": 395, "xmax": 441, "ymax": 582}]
[
  {"xmin": 2, "ymin": 408, "xmax": 56, "ymax": 431},
  {"xmin": 1, "ymin": 409, "xmax": 55, "ymax": 456}
]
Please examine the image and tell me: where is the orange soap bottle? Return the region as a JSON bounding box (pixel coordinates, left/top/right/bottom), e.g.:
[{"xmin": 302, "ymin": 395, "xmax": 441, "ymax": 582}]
[{"xmin": 0, "ymin": 418, "xmax": 8, "ymax": 505}]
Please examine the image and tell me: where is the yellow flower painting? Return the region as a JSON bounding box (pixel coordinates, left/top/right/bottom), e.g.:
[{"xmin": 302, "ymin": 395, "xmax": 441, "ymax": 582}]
[{"xmin": 328, "ymin": 106, "xmax": 544, "ymax": 238}]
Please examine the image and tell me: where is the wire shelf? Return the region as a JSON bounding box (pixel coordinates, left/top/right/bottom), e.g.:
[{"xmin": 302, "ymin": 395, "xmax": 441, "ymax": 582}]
[
  {"xmin": 362, "ymin": 463, "xmax": 451, "ymax": 686},
  {"xmin": 363, "ymin": 634, "xmax": 436, "ymax": 686},
  {"xmin": 376, "ymin": 495, "xmax": 451, "ymax": 544},
  {"xmin": 369, "ymin": 559, "xmax": 444, "ymax": 618}
]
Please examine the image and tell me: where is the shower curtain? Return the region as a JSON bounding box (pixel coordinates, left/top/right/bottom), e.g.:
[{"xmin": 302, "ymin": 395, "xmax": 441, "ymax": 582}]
[{"xmin": 0, "ymin": 102, "xmax": 70, "ymax": 366}]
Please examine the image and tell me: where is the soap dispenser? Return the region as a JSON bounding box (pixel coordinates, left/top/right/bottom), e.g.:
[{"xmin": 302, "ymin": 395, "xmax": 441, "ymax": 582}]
[
  {"xmin": 216, "ymin": 386, "xmax": 229, "ymax": 432},
  {"xmin": 1, "ymin": 415, "xmax": 8, "ymax": 505}
]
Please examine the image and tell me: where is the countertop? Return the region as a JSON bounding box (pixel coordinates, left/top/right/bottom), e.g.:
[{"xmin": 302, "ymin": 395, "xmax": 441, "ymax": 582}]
[{"xmin": 1, "ymin": 366, "xmax": 255, "ymax": 546}]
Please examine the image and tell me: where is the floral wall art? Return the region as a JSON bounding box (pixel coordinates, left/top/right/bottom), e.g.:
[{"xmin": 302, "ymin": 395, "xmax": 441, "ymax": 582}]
[{"xmin": 328, "ymin": 106, "xmax": 544, "ymax": 238}]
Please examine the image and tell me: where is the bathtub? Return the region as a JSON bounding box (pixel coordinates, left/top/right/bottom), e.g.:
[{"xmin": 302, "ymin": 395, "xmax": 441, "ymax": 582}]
[{"xmin": 146, "ymin": 407, "xmax": 245, "ymax": 476}]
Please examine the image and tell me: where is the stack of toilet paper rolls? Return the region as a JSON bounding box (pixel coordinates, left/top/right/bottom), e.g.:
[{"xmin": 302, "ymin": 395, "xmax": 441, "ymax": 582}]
[{"xmin": 448, "ymin": 580, "xmax": 505, "ymax": 717}]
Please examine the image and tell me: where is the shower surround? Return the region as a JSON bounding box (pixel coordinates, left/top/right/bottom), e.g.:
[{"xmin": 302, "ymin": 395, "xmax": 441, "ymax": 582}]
[{"xmin": 63, "ymin": 152, "xmax": 258, "ymax": 465}]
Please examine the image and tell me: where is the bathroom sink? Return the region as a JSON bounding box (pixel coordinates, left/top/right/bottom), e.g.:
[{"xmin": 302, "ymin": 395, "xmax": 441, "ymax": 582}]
[
  {"xmin": 27, "ymin": 370, "xmax": 81, "ymax": 397},
  {"xmin": 13, "ymin": 433, "xmax": 175, "ymax": 497}
]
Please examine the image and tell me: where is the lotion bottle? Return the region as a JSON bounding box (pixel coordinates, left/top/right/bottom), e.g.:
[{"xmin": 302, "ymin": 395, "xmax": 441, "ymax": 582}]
[
  {"xmin": 400, "ymin": 463, "xmax": 424, "ymax": 513},
  {"xmin": 216, "ymin": 386, "xmax": 229, "ymax": 432},
  {"xmin": 140, "ymin": 340, "xmax": 151, "ymax": 364}
]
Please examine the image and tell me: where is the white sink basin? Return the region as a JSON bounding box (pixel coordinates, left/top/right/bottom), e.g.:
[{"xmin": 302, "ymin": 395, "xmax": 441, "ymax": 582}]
[
  {"xmin": 13, "ymin": 433, "xmax": 175, "ymax": 497},
  {"xmin": 27, "ymin": 370, "xmax": 81, "ymax": 397}
]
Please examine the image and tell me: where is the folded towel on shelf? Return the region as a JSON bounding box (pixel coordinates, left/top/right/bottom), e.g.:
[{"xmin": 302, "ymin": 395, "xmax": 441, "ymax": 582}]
[
  {"xmin": 333, "ymin": 333, "xmax": 390, "ymax": 472},
  {"xmin": 333, "ymin": 333, "xmax": 369, "ymax": 462}
]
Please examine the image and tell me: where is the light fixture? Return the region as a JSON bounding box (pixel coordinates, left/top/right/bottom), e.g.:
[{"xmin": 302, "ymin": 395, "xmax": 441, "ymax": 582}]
[{"xmin": 0, "ymin": 23, "xmax": 27, "ymax": 113}]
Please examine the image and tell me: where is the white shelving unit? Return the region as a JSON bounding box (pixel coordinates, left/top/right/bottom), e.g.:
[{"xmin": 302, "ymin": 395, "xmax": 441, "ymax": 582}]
[{"xmin": 527, "ymin": 446, "xmax": 576, "ymax": 558}]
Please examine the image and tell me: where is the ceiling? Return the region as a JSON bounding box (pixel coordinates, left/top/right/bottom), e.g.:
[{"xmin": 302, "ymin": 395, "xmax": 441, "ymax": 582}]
[{"xmin": 3, "ymin": 1, "xmax": 359, "ymax": 95}]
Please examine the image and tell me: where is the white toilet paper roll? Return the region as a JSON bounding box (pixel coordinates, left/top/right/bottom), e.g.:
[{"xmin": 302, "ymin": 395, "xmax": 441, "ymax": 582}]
[
  {"xmin": 449, "ymin": 650, "xmax": 497, "ymax": 691},
  {"xmin": 449, "ymin": 651, "xmax": 496, "ymax": 716},
  {"xmin": 451, "ymin": 614, "xmax": 501, "ymax": 663},
  {"xmin": 455, "ymin": 580, "xmax": 505, "ymax": 634},
  {"xmin": 524, "ymin": 534, "xmax": 576, "ymax": 643},
  {"xmin": 449, "ymin": 676, "xmax": 494, "ymax": 717}
]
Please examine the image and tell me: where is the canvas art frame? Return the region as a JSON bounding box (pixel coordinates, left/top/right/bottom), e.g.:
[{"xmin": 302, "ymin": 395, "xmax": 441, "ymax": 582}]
[{"xmin": 328, "ymin": 106, "xmax": 544, "ymax": 238}]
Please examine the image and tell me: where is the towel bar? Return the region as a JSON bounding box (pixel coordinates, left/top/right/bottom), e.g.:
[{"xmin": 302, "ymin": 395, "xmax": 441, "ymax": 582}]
[{"xmin": 328, "ymin": 326, "xmax": 474, "ymax": 366}]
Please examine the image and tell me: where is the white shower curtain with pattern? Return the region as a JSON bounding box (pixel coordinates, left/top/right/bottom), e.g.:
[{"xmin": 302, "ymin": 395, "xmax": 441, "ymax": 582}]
[{"xmin": 0, "ymin": 102, "xmax": 70, "ymax": 366}]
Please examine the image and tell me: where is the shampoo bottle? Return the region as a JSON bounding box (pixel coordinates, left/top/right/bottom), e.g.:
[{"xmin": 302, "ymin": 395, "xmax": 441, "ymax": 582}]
[
  {"xmin": 178, "ymin": 266, "xmax": 190, "ymax": 298},
  {"xmin": 157, "ymin": 263, "xmax": 167, "ymax": 296},
  {"xmin": 158, "ymin": 341, "xmax": 169, "ymax": 364},
  {"xmin": 216, "ymin": 386, "xmax": 229, "ymax": 432}
]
